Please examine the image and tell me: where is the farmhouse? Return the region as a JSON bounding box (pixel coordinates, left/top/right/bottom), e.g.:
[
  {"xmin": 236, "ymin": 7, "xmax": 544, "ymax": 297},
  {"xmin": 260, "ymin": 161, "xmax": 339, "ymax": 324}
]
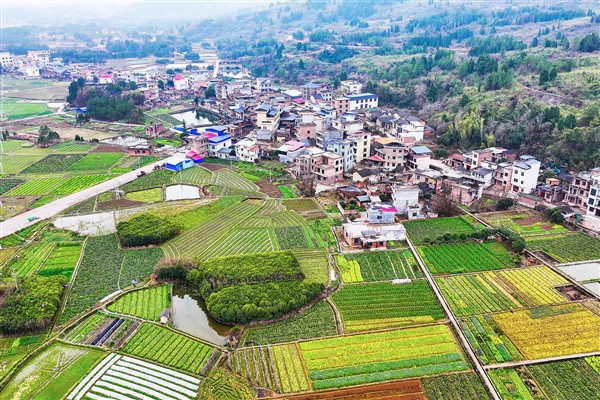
[{"xmin": 342, "ymin": 222, "xmax": 406, "ymax": 249}]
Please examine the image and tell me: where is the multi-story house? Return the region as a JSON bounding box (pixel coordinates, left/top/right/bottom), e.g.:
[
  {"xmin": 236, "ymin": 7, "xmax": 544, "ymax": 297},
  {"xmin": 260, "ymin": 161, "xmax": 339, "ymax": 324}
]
[
  {"xmin": 348, "ymin": 130, "xmax": 371, "ymax": 163},
  {"xmin": 399, "ymin": 116, "xmax": 426, "ymax": 142},
  {"xmin": 316, "ymin": 128, "xmax": 343, "ymax": 150},
  {"xmin": 372, "ymin": 138, "xmax": 407, "ymax": 171},
  {"xmin": 463, "ymin": 148, "xmax": 494, "ymax": 170},
  {"xmin": 235, "ymin": 138, "xmax": 259, "ymax": 162},
  {"xmin": 493, "ymin": 162, "xmax": 514, "ymax": 192},
  {"xmin": 208, "ymin": 134, "xmax": 232, "ymax": 158},
  {"xmin": 510, "ymin": 155, "xmax": 541, "ymax": 194},
  {"xmin": 340, "ymin": 80, "xmax": 363, "ymax": 94},
  {"xmin": 405, "ymin": 146, "xmax": 432, "ymax": 171},
  {"xmin": 255, "ymin": 78, "xmax": 273, "ymax": 92},
  {"xmin": 586, "ymin": 168, "xmax": 600, "ymax": 217},
  {"xmin": 324, "ymin": 139, "xmax": 355, "ymax": 171},
  {"xmin": 334, "ymin": 96, "xmax": 350, "ymax": 116},
  {"xmin": 255, "ymin": 104, "xmax": 281, "ymax": 133},
  {"xmin": 346, "ymin": 93, "xmax": 379, "ymax": 111},
  {"xmin": 296, "ymin": 149, "xmax": 343, "ymax": 185},
  {"xmin": 564, "ymin": 171, "xmax": 592, "ymax": 208}
]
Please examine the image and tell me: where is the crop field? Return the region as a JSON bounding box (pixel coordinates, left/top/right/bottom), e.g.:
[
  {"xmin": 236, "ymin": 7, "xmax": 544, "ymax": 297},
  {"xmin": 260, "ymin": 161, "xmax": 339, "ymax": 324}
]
[
  {"xmin": 197, "ymin": 227, "xmax": 276, "ymax": 260},
  {"xmin": 336, "ymin": 255, "xmax": 364, "ymax": 283},
  {"xmin": 63, "ymin": 313, "xmax": 105, "ymax": 343},
  {"xmin": 126, "ymin": 187, "xmax": 163, "ymax": 202},
  {"xmin": 278, "ymin": 185, "xmax": 298, "ymax": 198},
  {"xmin": 10, "ymin": 242, "xmax": 55, "ymax": 277},
  {"xmin": 272, "ymin": 344, "xmax": 312, "ymax": 392},
  {"xmin": 243, "ymin": 300, "xmax": 337, "ymax": 345},
  {"xmin": 230, "ymin": 346, "xmax": 278, "ymax": 391},
  {"xmin": 587, "ymin": 356, "xmax": 600, "ymax": 374},
  {"xmin": 22, "ymin": 153, "xmax": 85, "ymax": 173},
  {"xmin": 286, "ymin": 380, "xmax": 427, "ymax": 400},
  {"xmin": 212, "ymin": 168, "xmax": 259, "ymax": 191},
  {"xmin": 292, "ymin": 248, "xmax": 329, "ymax": 284},
  {"xmin": 60, "ymin": 235, "xmax": 163, "ymax": 323},
  {"xmin": 1, "ymin": 97, "xmax": 52, "ymax": 119},
  {"xmin": 67, "ymin": 353, "xmax": 201, "ymax": 400},
  {"xmin": 437, "ymin": 273, "xmax": 522, "ymax": 317},
  {"xmin": 488, "ymin": 368, "xmax": 537, "ymax": 400},
  {"xmin": 108, "ymin": 285, "xmax": 170, "ymax": 321},
  {"xmin": 282, "ymin": 198, "xmax": 327, "ymax": 220},
  {"xmin": 525, "ymin": 233, "xmax": 600, "ymax": 263},
  {"xmin": 38, "ymin": 242, "xmax": 82, "ymax": 278},
  {"xmin": 275, "ymin": 226, "xmax": 311, "ymax": 249},
  {"xmin": 0, "ymin": 178, "xmax": 25, "ymax": 194},
  {"xmin": 1, "ymin": 344, "xmax": 104, "ymax": 400},
  {"xmin": 121, "ymin": 170, "xmax": 174, "ymax": 192},
  {"xmin": 52, "ymin": 142, "xmax": 96, "ymax": 153},
  {"xmin": 164, "ymin": 201, "xmax": 262, "ymax": 258},
  {"xmin": 7, "ymin": 176, "xmax": 66, "ymax": 195},
  {"xmin": 174, "ymin": 165, "xmax": 212, "ymax": 185},
  {"xmin": 199, "ymin": 367, "xmax": 255, "ymax": 400},
  {"xmin": 422, "ymin": 372, "xmax": 490, "ymax": 400},
  {"xmin": 0, "ymin": 154, "xmax": 46, "ymax": 174},
  {"xmin": 332, "ymin": 281, "xmax": 445, "ymax": 333},
  {"xmin": 418, "ymin": 241, "xmax": 514, "ymax": 275},
  {"xmin": 154, "ymin": 112, "xmax": 182, "ymax": 126},
  {"xmin": 270, "ymin": 210, "xmax": 310, "ymax": 227},
  {"xmin": 337, "ymin": 249, "xmax": 422, "ymax": 282},
  {"xmin": 69, "ymin": 152, "xmax": 124, "ymax": 171},
  {"xmin": 118, "ymin": 248, "xmax": 164, "ymax": 289},
  {"xmin": 481, "ymin": 211, "xmax": 569, "ymax": 237},
  {"xmin": 403, "ymin": 217, "xmax": 477, "ymax": 245},
  {"xmin": 51, "ymin": 174, "xmax": 112, "ymax": 195},
  {"xmin": 493, "ymin": 303, "xmax": 600, "ymax": 359},
  {"xmin": 527, "ymin": 359, "xmax": 600, "ymax": 400},
  {"xmin": 122, "ymin": 323, "xmax": 214, "ymax": 375},
  {"xmin": 461, "ymin": 315, "xmax": 523, "ymax": 364},
  {"xmin": 494, "ymin": 266, "xmax": 569, "ymax": 307},
  {"xmin": 297, "ymin": 324, "xmax": 468, "ymax": 390}
]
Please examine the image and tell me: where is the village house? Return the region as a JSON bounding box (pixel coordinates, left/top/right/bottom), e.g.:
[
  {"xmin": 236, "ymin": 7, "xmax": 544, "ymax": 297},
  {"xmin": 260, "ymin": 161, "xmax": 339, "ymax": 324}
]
[
  {"xmin": 234, "ymin": 138, "xmax": 259, "ymax": 162},
  {"xmin": 342, "ymin": 221, "xmax": 406, "ymax": 249},
  {"xmin": 128, "ymin": 145, "xmax": 155, "ymax": 156}
]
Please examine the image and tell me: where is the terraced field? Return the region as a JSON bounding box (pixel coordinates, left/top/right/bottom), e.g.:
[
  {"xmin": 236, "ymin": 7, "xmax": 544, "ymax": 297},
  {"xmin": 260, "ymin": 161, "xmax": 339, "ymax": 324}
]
[
  {"xmin": 212, "ymin": 168, "xmax": 259, "ymax": 191},
  {"xmin": 108, "ymin": 285, "xmax": 170, "ymax": 321}
]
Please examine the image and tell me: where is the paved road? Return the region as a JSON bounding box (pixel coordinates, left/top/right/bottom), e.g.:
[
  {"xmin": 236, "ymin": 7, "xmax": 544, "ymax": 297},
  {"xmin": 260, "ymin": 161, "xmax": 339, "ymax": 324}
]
[
  {"xmin": 406, "ymin": 236, "xmax": 501, "ymax": 400},
  {"xmin": 484, "ymin": 350, "xmax": 600, "ymax": 370},
  {"xmin": 0, "ymin": 158, "xmax": 172, "ymax": 238}
]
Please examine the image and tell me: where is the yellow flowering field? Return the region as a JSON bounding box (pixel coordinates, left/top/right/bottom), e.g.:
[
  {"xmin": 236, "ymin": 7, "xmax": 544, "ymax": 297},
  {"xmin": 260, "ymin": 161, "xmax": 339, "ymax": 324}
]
[{"xmin": 492, "ymin": 266, "xmax": 569, "ymax": 307}]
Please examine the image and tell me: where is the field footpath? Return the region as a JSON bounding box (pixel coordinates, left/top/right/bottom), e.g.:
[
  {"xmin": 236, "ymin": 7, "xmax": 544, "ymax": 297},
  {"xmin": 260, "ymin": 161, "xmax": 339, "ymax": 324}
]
[
  {"xmin": 484, "ymin": 350, "xmax": 600, "ymax": 370},
  {"xmin": 0, "ymin": 158, "xmax": 169, "ymax": 238},
  {"xmin": 406, "ymin": 236, "xmax": 501, "ymax": 400}
]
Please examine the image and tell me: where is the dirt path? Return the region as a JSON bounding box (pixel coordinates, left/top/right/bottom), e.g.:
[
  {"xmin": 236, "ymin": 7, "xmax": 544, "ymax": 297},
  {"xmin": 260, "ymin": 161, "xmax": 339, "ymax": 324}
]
[
  {"xmin": 325, "ymin": 297, "xmax": 344, "ymax": 335},
  {"xmin": 484, "ymin": 350, "xmax": 600, "ymax": 370}
]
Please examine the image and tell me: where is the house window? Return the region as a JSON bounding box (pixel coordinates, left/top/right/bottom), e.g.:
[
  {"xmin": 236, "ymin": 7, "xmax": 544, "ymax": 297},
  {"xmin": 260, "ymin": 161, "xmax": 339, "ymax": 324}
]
[{"xmin": 591, "ymin": 188, "xmax": 597, "ymax": 196}]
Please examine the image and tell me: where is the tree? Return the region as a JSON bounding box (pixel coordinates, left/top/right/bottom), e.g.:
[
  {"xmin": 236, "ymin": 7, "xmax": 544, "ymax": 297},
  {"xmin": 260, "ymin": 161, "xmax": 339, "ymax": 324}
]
[
  {"xmin": 127, "ymin": 81, "xmax": 138, "ymax": 90},
  {"xmin": 298, "ymin": 59, "xmax": 306, "ymax": 70},
  {"xmin": 496, "ymin": 198, "xmax": 514, "ymax": 211},
  {"xmin": 67, "ymin": 81, "xmax": 79, "ymax": 104},
  {"xmin": 546, "ymin": 207, "xmax": 565, "ymax": 224},
  {"xmin": 157, "ymin": 80, "xmax": 165, "ymax": 90},
  {"xmin": 184, "ymin": 52, "xmax": 200, "ymax": 61},
  {"xmin": 204, "ymin": 85, "xmax": 216, "ymax": 98},
  {"xmin": 76, "ymin": 77, "xmax": 85, "ymax": 88},
  {"xmin": 37, "ymin": 125, "xmax": 59, "ymax": 143}
]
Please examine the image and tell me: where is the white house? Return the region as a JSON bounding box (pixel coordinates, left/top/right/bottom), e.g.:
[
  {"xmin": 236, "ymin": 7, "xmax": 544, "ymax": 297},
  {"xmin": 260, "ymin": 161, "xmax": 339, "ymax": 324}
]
[
  {"xmin": 391, "ymin": 185, "xmax": 420, "ymax": 216},
  {"xmin": 347, "ymin": 93, "xmax": 379, "ymax": 111},
  {"xmin": 400, "ymin": 116, "xmax": 426, "ymax": 142},
  {"xmin": 235, "ymin": 138, "xmax": 259, "ymax": 162},
  {"xmin": 340, "ymin": 80, "xmax": 363, "ymax": 94},
  {"xmin": 511, "ymin": 155, "xmax": 541, "ymax": 194},
  {"xmin": 277, "ymin": 140, "xmax": 306, "ymax": 164},
  {"xmin": 98, "ymin": 74, "xmax": 113, "ymax": 84},
  {"xmin": 173, "ymin": 75, "xmax": 189, "ymax": 91},
  {"xmin": 0, "ymin": 52, "xmax": 14, "ymax": 68},
  {"xmin": 208, "ymin": 134, "xmax": 233, "ymax": 158},
  {"xmin": 586, "ymin": 168, "xmax": 600, "ymax": 218}
]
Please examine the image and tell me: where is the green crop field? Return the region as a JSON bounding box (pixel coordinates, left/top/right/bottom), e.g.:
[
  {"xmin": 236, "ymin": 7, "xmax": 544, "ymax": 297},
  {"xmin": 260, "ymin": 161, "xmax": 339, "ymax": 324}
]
[
  {"xmin": 108, "ymin": 285, "xmax": 170, "ymax": 321},
  {"xmin": 282, "ymin": 198, "xmax": 327, "ymax": 220},
  {"xmin": 38, "ymin": 242, "xmax": 82, "ymax": 279},
  {"xmin": 0, "ymin": 154, "xmax": 46, "ymax": 174},
  {"xmin": 278, "ymin": 185, "xmax": 298, "ymax": 198},
  {"xmin": 494, "ymin": 266, "xmax": 568, "ymax": 307},
  {"xmin": 527, "ymin": 359, "xmax": 600, "ymax": 400},
  {"xmin": 243, "ymin": 300, "xmax": 337, "ymax": 345},
  {"xmin": 292, "ymin": 248, "xmax": 329, "ymax": 284},
  {"xmin": 51, "ymin": 142, "xmax": 96, "ymax": 153},
  {"xmin": 211, "ymin": 168, "xmax": 259, "ymax": 192},
  {"xmin": 296, "ymin": 324, "xmax": 468, "ymax": 390},
  {"xmin": 0, "ymin": 178, "xmax": 25, "ymax": 195},
  {"xmin": 336, "ymin": 249, "xmax": 422, "ymax": 282},
  {"xmin": 525, "ymin": 233, "xmax": 600, "ymax": 263},
  {"xmin": 488, "ymin": 368, "xmax": 537, "ymax": 400},
  {"xmin": 230, "ymin": 346, "xmax": 277, "ymax": 391},
  {"xmin": 59, "ymin": 235, "xmax": 163, "ymax": 323},
  {"xmin": 122, "ymin": 323, "xmax": 214, "ymax": 375},
  {"xmin": 197, "ymin": 227, "xmax": 276, "ymax": 260},
  {"xmin": 7, "ymin": 177, "xmax": 66, "ymax": 195},
  {"xmin": 125, "ymin": 187, "xmax": 163, "ymax": 202},
  {"xmin": 481, "ymin": 211, "xmax": 569, "ymax": 237},
  {"xmin": 422, "ymin": 372, "xmax": 491, "ymax": 400},
  {"xmin": 154, "ymin": 113, "xmax": 181, "ymax": 126},
  {"xmin": 1, "ymin": 97, "xmax": 52, "ymax": 119},
  {"xmin": 404, "ymin": 217, "xmax": 478, "ymax": 245},
  {"xmin": 437, "ymin": 273, "xmax": 523, "ymax": 317},
  {"xmin": 461, "ymin": 315, "xmax": 523, "ymax": 364},
  {"xmin": 121, "ymin": 169, "xmax": 174, "ymax": 192},
  {"xmin": 69, "ymin": 152, "xmax": 124, "ymax": 171},
  {"xmin": 22, "ymin": 153, "xmax": 85, "ymax": 173},
  {"xmin": 332, "ymin": 281, "xmax": 445, "ymax": 333},
  {"xmin": 9, "ymin": 242, "xmax": 55, "ymax": 277},
  {"xmin": 419, "ymin": 241, "xmax": 514, "ymax": 275},
  {"xmin": 174, "ymin": 165, "xmax": 212, "ymax": 185},
  {"xmin": 51, "ymin": 174, "xmax": 112, "ymax": 195},
  {"xmin": 272, "ymin": 344, "xmax": 312, "ymax": 392}
]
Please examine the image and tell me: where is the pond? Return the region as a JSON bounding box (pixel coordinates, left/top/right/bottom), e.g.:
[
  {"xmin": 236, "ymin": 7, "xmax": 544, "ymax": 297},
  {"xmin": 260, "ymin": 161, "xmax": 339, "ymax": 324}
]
[
  {"xmin": 165, "ymin": 184, "xmax": 201, "ymax": 201},
  {"xmin": 171, "ymin": 284, "xmax": 230, "ymax": 345}
]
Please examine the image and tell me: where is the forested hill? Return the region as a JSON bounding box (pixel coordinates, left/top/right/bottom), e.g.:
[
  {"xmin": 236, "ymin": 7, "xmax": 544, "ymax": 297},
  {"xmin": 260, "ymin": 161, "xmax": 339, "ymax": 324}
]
[{"xmin": 189, "ymin": 0, "xmax": 600, "ymax": 170}]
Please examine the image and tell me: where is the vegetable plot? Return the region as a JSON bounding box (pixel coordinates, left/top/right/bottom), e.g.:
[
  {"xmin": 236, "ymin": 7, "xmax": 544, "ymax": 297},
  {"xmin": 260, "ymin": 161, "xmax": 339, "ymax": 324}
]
[
  {"xmin": 418, "ymin": 241, "xmax": 514, "ymax": 275},
  {"xmin": 122, "ymin": 323, "xmax": 215, "ymax": 375},
  {"xmin": 460, "ymin": 315, "xmax": 523, "ymax": 364},
  {"xmin": 296, "ymin": 324, "xmax": 468, "ymax": 390},
  {"xmin": 337, "ymin": 249, "xmax": 422, "ymax": 282},
  {"xmin": 108, "ymin": 285, "xmax": 170, "ymax": 321},
  {"xmin": 332, "ymin": 281, "xmax": 445, "ymax": 333},
  {"xmin": 525, "ymin": 233, "xmax": 600, "ymax": 263},
  {"xmin": 527, "ymin": 359, "xmax": 600, "ymax": 400},
  {"xmin": 67, "ymin": 353, "xmax": 201, "ymax": 400},
  {"xmin": 422, "ymin": 372, "xmax": 491, "ymax": 400},
  {"xmin": 403, "ymin": 217, "xmax": 477, "ymax": 245}
]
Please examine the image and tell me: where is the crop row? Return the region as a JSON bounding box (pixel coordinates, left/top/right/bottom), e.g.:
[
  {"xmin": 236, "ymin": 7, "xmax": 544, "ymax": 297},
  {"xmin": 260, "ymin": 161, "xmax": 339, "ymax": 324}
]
[
  {"xmin": 231, "ymin": 346, "xmax": 278, "ymax": 391},
  {"xmin": 10, "ymin": 242, "xmax": 55, "ymax": 277},
  {"xmin": 52, "ymin": 175, "xmax": 113, "ymax": 195},
  {"xmin": 525, "ymin": 233, "xmax": 600, "ymax": 263},
  {"xmin": 272, "ymin": 344, "xmax": 311, "ymax": 392},
  {"xmin": 418, "ymin": 241, "xmax": 513, "ymax": 275},
  {"xmin": 292, "ymin": 248, "xmax": 330, "ymax": 284},
  {"xmin": 69, "ymin": 152, "xmax": 124, "ymax": 171},
  {"xmin": 492, "ymin": 303, "xmax": 600, "ymax": 359},
  {"xmin": 336, "ymin": 256, "xmax": 364, "ymax": 283},
  {"xmin": 403, "ymin": 216, "xmax": 477, "ymax": 245},
  {"xmin": 8, "ymin": 177, "xmax": 67, "ymax": 195},
  {"xmin": 108, "ymin": 285, "xmax": 170, "ymax": 321},
  {"xmin": 212, "ymin": 168, "xmax": 259, "ymax": 192},
  {"xmin": 63, "ymin": 313, "xmax": 105, "ymax": 343},
  {"xmin": 422, "ymin": 373, "xmax": 490, "ymax": 400},
  {"xmin": 461, "ymin": 315, "xmax": 522, "ymax": 364},
  {"xmin": 340, "ymin": 249, "xmax": 421, "ymax": 282},
  {"xmin": 437, "ymin": 273, "xmax": 522, "ymax": 317},
  {"xmin": 275, "ymin": 226, "xmax": 311, "ymax": 249},
  {"xmin": 495, "ymin": 266, "xmax": 568, "ymax": 307},
  {"xmin": 197, "ymin": 227, "xmax": 275, "ymax": 261},
  {"xmin": 173, "ymin": 165, "xmax": 212, "ymax": 185},
  {"xmin": 38, "ymin": 242, "xmax": 82, "ymax": 279},
  {"xmin": 332, "ymin": 281, "xmax": 444, "ymax": 333},
  {"xmin": 123, "ymin": 323, "xmax": 214, "ymax": 375}
]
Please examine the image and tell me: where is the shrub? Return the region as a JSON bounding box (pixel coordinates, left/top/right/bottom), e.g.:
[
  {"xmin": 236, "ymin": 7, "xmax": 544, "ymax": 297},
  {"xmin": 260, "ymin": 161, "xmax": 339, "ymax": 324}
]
[
  {"xmin": 117, "ymin": 214, "xmax": 181, "ymax": 247},
  {"xmin": 496, "ymin": 198, "xmax": 514, "ymax": 211}
]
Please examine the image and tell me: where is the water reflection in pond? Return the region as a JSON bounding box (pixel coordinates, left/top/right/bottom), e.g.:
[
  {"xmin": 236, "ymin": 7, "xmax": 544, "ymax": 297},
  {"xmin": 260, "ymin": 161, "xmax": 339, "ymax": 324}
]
[{"xmin": 171, "ymin": 284, "xmax": 230, "ymax": 345}]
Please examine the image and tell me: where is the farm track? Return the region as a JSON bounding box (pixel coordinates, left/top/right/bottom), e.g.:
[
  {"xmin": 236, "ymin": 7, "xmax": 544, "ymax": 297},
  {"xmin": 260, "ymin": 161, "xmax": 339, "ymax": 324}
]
[{"xmin": 484, "ymin": 350, "xmax": 600, "ymax": 370}]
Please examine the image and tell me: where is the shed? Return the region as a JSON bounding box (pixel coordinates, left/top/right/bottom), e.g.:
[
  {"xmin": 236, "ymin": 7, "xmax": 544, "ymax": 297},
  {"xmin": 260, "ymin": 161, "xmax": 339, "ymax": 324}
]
[
  {"xmin": 159, "ymin": 309, "xmax": 171, "ymax": 324},
  {"xmin": 165, "ymin": 158, "xmax": 194, "ymax": 171}
]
